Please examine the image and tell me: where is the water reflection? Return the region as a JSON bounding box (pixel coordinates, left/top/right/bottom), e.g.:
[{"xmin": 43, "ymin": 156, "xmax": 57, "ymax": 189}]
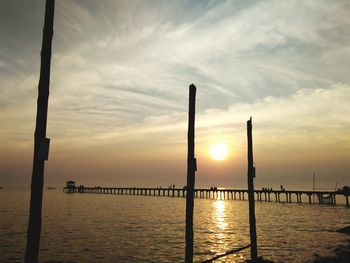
[
  {"xmin": 212, "ymin": 200, "xmax": 247, "ymax": 262},
  {"xmin": 214, "ymin": 200, "xmax": 227, "ymax": 231},
  {"xmin": 212, "ymin": 200, "xmax": 229, "ymax": 256}
]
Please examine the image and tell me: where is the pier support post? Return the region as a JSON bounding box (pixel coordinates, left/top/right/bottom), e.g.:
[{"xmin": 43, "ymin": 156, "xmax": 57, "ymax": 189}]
[
  {"xmin": 247, "ymin": 117, "xmax": 258, "ymax": 262},
  {"xmin": 185, "ymin": 84, "xmax": 196, "ymax": 263},
  {"xmin": 346, "ymin": 195, "xmax": 349, "ymax": 206},
  {"xmin": 25, "ymin": 2, "xmax": 55, "ymax": 262}
]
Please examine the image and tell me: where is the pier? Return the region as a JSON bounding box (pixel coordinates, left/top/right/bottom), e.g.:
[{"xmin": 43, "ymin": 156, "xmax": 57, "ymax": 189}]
[{"xmin": 63, "ymin": 183, "xmax": 349, "ymax": 206}]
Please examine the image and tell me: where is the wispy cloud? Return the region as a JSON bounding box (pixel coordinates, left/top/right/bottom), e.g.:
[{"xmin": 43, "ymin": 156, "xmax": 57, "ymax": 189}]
[
  {"xmin": 79, "ymin": 83, "xmax": 350, "ymax": 147},
  {"xmin": 1, "ymin": 0, "xmax": 350, "ymax": 186}
]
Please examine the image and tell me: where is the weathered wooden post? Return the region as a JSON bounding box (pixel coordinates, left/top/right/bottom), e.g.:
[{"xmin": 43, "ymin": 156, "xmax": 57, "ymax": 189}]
[
  {"xmin": 185, "ymin": 84, "xmax": 196, "ymax": 263},
  {"xmin": 247, "ymin": 117, "xmax": 258, "ymax": 262},
  {"xmin": 25, "ymin": 1, "xmax": 55, "ymax": 262}
]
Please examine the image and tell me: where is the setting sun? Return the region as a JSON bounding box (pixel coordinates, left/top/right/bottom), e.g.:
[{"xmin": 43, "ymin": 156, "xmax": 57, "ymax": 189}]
[{"xmin": 210, "ymin": 143, "xmax": 229, "ymax": 161}]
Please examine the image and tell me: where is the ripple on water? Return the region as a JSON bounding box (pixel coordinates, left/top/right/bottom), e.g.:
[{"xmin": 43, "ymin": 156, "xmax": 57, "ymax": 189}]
[{"xmin": 1, "ymin": 190, "xmax": 350, "ymax": 262}]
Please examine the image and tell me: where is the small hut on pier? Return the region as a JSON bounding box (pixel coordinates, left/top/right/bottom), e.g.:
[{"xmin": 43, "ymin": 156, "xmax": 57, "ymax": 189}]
[{"xmin": 66, "ymin": 180, "xmax": 76, "ymax": 192}]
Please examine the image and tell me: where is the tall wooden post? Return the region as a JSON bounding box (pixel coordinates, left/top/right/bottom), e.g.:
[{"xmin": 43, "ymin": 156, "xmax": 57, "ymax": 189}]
[
  {"xmin": 185, "ymin": 84, "xmax": 196, "ymax": 263},
  {"xmin": 25, "ymin": 1, "xmax": 55, "ymax": 262},
  {"xmin": 313, "ymin": 171, "xmax": 315, "ymax": 203},
  {"xmin": 247, "ymin": 117, "xmax": 258, "ymax": 262}
]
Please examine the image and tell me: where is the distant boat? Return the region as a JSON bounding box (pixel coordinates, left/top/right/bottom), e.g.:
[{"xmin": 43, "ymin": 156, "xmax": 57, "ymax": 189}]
[{"xmin": 46, "ymin": 187, "xmax": 56, "ymax": 190}]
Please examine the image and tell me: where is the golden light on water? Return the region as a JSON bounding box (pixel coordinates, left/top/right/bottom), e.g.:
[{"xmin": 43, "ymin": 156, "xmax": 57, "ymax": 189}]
[
  {"xmin": 213, "ymin": 200, "xmax": 247, "ymax": 262},
  {"xmin": 214, "ymin": 200, "xmax": 227, "ymax": 231},
  {"xmin": 210, "ymin": 144, "xmax": 229, "ymax": 161}
]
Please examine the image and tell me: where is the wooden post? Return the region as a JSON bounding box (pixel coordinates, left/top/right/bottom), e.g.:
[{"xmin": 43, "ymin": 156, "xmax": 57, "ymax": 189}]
[
  {"xmin": 313, "ymin": 171, "xmax": 316, "ymax": 203},
  {"xmin": 25, "ymin": 1, "xmax": 55, "ymax": 262},
  {"xmin": 185, "ymin": 84, "xmax": 196, "ymax": 263},
  {"xmin": 247, "ymin": 117, "xmax": 258, "ymax": 262}
]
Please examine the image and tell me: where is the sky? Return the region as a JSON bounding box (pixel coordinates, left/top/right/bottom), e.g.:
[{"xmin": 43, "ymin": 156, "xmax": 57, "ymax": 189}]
[{"xmin": 1, "ymin": 0, "xmax": 350, "ymax": 190}]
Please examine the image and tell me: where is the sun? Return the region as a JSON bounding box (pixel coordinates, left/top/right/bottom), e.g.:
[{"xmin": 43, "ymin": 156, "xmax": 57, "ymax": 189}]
[{"xmin": 210, "ymin": 143, "xmax": 228, "ymax": 161}]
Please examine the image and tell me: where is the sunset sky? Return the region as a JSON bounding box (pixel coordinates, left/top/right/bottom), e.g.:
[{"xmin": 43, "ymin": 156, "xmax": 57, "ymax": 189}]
[{"xmin": 1, "ymin": 0, "xmax": 349, "ymax": 189}]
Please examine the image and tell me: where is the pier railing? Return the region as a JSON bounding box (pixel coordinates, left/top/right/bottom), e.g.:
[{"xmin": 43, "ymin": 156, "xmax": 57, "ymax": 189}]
[{"xmin": 63, "ymin": 186, "xmax": 349, "ymax": 206}]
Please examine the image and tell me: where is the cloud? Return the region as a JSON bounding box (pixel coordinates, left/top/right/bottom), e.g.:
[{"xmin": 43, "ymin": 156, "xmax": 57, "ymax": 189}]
[
  {"xmin": 44, "ymin": 83, "xmax": 350, "ymax": 153},
  {"xmin": 1, "ymin": 0, "xmax": 350, "ymax": 186}
]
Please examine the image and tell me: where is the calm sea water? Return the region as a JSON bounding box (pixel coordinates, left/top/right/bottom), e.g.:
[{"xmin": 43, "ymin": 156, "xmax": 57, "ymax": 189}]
[{"xmin": 0, "ymin": 189, "xmax": 349, "ymax": 262}]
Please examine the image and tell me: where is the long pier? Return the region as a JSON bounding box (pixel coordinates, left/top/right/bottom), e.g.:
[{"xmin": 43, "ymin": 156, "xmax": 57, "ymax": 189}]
[{"xmin": 63, "ymin": 186, "xmax": 349, "ymax": 206}]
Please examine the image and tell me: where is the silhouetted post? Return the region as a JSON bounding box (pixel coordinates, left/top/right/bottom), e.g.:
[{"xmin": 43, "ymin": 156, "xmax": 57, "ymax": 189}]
[
  {"xmin": 313, "ymin": 171, "xmax": 315, "ymax": 203},
  {"xmin": 25, "ymin": 1, "xmax": 55, "ymax": 262},
  {"xmin": 247, "ymin": 117, "xmax": 258, "ymax": 262},
  {"xmin": 185, "ymin": 84, "xmax": 196, "ymax": 263}
]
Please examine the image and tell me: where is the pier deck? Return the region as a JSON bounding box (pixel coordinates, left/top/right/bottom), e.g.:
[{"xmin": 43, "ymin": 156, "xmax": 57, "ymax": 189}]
[{"xmin": 63, "ymin": 186, "xmax": 349, "ymax": 206}]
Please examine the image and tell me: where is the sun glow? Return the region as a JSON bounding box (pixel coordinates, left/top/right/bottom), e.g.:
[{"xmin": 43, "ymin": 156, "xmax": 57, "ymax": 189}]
[{"xmin": 210, "ymin": 143, "xmax": 228, "ymax": 161}]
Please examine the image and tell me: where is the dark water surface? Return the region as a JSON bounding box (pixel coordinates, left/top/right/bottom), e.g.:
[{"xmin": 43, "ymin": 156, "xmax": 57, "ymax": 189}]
[{"xmin": 0, "ymin": 189, "xmax": 349, "ymax": 262}]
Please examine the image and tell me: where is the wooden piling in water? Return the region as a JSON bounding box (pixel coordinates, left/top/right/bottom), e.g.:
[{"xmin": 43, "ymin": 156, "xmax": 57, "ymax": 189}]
[
  {"xmin": 346, "ymin": 195, "xmax": 349, "ymax": 206},
  {"xmin": 25, "ymin": 1, "xmax": 55, "ymax": 262},
  {"xmin": 247, "ymin": 117, "xmax": 258, "ymax": 262},
  {"xmin": 185, "ymin": 84, "xmax": 196, "ymax": 263}
]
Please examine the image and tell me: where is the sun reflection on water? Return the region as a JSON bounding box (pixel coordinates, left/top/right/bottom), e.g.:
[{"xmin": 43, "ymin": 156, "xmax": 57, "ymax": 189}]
[
  {"xmin": 214, "ymin": 200, "xmax": 227, "ymax": 231},
  {"xmin": 212, "ymin": 200, "xmax": 247, "ymax": 262},
  {"xmin": 213, "ymin": 200, "xmax": 229, "ymax": 251}
]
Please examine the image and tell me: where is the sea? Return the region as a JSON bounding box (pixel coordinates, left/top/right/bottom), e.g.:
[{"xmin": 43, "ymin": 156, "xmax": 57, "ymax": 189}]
[{"xmin": 0, "ymin": 189, "xmax": 349, "ymax": 262}]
